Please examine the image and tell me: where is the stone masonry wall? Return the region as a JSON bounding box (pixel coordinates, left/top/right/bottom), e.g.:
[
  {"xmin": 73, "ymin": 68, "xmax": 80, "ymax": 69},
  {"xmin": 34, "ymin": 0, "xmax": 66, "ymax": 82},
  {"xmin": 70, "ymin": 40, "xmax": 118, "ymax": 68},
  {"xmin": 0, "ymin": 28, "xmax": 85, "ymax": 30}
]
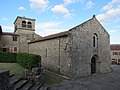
[
  {"xmin": 0, "ymin": 35, "xmax": 19, "ymax": 52},
  {"xmin": 15, "ymin": 29, "xmax": 40, "ymax": 53},
  {"xmin": 29, "ymin": 36, "xmax": 71, "ymax": 76},
  {"xmin": 0, "ymin": 70, "xmax": 10, "ymax": 90},
  {"xmin": 69, "ymin": 16, "xmax": 111, "ymax": 78},
  {"xmin": 29, "ymin": 16, "xmax": 111, "ymax": 78}
]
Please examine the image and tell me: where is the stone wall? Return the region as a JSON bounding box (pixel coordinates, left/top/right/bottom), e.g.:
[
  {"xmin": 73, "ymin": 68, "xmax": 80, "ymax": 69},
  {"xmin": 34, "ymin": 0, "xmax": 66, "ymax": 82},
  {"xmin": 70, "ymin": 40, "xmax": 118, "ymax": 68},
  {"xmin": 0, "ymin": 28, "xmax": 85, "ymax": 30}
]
[
  {"xmin": 29, "ymin": 16, "xmax": 111, "ymax": 78},
  {"xmin": 0, "ymin": 34, "xmax": 19, "ymax": 52},
  {"xmin": 69, "ymin": 16, "xmax": 111, "ymax": 78},
  {"xmin": 14, "ymin": 16, "xmax": 41, "ymax": 53},
  {"xmin": 0, "ymin": 70, "xmax": 10, "ymax": 90},
  {"xmin": 14, "ymin": 16, "xmax": 35, "ymax": 31},
  {"xmin": 15, "ymin": 29, "xmax": 41, "ymax": 53},
  {"xmin": 29, "ymin": 36, "xmax": 71, "ymax": 76}
]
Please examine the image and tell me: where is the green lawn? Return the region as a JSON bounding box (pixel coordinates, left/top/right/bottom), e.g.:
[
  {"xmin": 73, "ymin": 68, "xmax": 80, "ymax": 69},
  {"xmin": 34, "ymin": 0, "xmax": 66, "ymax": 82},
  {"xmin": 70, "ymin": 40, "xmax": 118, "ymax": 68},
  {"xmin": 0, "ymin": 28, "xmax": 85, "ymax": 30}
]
[
  {"xmin": 0, "ymin": 63, "xmax": 67, "ymax": 85},
  {"xmin": 0, "ymin": 63, "xmax": 25, "ymax": 77}
]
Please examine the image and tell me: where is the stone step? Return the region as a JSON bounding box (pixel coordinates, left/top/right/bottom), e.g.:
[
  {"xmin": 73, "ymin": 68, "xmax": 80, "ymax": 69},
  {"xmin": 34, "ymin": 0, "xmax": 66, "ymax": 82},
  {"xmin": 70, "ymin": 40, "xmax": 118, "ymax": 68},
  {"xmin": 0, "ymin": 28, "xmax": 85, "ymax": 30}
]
[
  {"xmin": 29, "ymin": 80, "xmax": 45, "ymax": 90},
  {"xmin": 39, "ymin": 84, "xmax": 48, "ymax": 90},
  {"xmin": 9, "ymin": 73, "xmax": 15, "ymax": 77},
  {"xmin": 10, "ymin": 76, "xmax": 22, "ymax": 84},
  {"xmin": 19, "ymin": 82, "xmax": 33, "ymax": 90},
  {"xmin": 29, "ymin": 84, "xmax": 41, "ymax": 90},
  {"xmin": 14, "ymin": 79, "xmax": 28, "ymax": 90}
]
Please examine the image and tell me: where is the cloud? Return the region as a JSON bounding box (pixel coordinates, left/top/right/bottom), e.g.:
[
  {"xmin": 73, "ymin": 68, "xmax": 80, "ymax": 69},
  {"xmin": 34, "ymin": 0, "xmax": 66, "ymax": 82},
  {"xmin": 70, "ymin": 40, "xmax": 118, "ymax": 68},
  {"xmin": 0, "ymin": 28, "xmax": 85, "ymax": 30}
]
[
  {"xmin": 102, "ymin": 0, "xmax": 120, "ymax": 11},
  {"xmin": 2, "ymin": 26, "xmax": 14, "ymax": 32},
  {"xmin": 96, "ymin": 0, "xmax": 120, "ymax": 25},
  {"xmin": 2, "ymin": 17, "xmax": 9, "ymax": 21},
  {"xmin": 63, "ymin": 13, "xmax": 71, "ymax": 18},
  {"xmin": 115, "ymin": 25, "xmax": 120, "ymax": 29},
  {"xmin": 51, "ymin": 4, "xmax": 69, "ymax": 14},
  {"xmin": 97, "ymin": 6, "xmax": 120, "ymax": 24},
  {"xmin": 63, "ymin": 0, "xmax": 83, "ymax": 5},
  {"xmin": 86, "ymin": 1, "xmax": 94, "ymax": 9},
  {"xmin": 63, "ymin": 0, "xmax": 72, "ymax": 5},
  {"xmin": 35, "ymin": 22, "xmax": 66, "ymax": 36},
  {"xmin": 51, "ymin": 4, "xmax": 71, "ymax": 18},
  {"xmin": 109, "ymin": 30, "xmax": 118, "ymax": 33},
  {"xmin": 29, "ymin": 0, "xmax": 49, "ymax": 12},
  {"xmin": 18, "ymin": 6, "xmax": 26, "ymax": 10}
]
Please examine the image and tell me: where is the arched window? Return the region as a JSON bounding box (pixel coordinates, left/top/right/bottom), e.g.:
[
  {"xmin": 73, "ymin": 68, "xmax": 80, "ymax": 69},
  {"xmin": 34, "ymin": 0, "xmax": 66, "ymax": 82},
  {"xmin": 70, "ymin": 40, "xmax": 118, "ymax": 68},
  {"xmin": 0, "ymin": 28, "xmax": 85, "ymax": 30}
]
[
  {"xmin": 27, "ymin": 22, "xmax": 32, "ymax": 28},
  {"xmin": 93, "ymin": 36, "xmax": 95, "ymax": 47},
  {"xmin": 22, "ymin": 21, "xmax": 26, "ymax": 27},
  {"xmin": 93, "ymin": 33, "xmax": 98, "ymax": 47}
]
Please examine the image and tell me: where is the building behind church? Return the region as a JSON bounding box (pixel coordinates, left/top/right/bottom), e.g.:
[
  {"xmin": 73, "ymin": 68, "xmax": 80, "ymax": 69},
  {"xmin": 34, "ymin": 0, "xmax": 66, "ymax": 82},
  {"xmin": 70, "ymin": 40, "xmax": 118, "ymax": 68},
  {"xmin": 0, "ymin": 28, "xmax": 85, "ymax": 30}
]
[
  {"xmin": 0, "ymin": 16, "xmax": 40, "ymax": 53},
  {"xmin": 111, "ymin": 44, "xmax": 120, "ymax": 64},
  {"xmin": 0, "ymin": 15, "xmax": 111, "ymax": 78}
]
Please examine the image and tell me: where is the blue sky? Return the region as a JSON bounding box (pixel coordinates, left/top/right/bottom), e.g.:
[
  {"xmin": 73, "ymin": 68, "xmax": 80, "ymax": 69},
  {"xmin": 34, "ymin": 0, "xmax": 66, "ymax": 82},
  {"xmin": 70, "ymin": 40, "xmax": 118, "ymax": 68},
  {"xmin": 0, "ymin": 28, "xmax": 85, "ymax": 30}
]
[{"xmin": 0, "ymin": 0, "xmax": 120, "ymax": 44}]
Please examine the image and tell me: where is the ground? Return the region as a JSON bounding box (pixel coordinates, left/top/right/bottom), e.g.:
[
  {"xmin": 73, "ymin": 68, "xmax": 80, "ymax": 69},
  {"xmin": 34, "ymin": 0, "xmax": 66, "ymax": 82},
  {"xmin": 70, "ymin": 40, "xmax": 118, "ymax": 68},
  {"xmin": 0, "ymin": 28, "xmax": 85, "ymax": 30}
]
[
  {"xmin": 50, "ymin": 65, "xmax": 120, "ymax": 90},
  {"xmin": 0, "ymin": 63, "xmax": 24, "ymax": 77},
  {"xmin": 0, "ymin": 63, "xmax": 66, "ymax": 85}
]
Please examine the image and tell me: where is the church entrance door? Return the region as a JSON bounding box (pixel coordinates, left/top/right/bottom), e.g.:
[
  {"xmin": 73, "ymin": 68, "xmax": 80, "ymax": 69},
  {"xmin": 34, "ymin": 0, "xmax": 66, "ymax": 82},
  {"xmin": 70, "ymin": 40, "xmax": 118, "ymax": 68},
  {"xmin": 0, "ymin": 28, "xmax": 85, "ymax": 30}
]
[{"xmin": 91, "ymin": 56, "xmax": 96, "ymax": 74}]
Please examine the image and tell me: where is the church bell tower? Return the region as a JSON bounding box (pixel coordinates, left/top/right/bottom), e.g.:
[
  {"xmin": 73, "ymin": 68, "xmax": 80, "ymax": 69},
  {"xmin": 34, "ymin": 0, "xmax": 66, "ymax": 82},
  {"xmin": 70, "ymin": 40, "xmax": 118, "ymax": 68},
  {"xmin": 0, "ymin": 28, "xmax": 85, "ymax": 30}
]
[{"xmin": 13, "ymin": 16, "xmax": 36, "ymax": 53}]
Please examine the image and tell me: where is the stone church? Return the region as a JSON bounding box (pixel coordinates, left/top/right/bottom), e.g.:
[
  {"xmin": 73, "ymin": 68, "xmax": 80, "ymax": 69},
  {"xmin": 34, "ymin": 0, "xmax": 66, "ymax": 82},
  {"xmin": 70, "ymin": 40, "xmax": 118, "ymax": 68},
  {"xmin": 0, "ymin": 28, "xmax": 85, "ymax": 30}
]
[
  {"xmin": 0, "ymin": 15, "xmax": 111, "ymax": 78},
  {"xmin": 28, "ymin": 15, "xmax": 111, "ymax": 78}
]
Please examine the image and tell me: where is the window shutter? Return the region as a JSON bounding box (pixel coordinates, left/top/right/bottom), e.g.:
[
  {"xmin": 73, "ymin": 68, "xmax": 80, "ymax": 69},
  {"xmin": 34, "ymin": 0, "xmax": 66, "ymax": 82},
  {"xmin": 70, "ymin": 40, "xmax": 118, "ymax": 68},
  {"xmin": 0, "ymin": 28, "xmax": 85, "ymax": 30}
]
[{"xmin": 6, "ymin": 48, "xmax": 9, "ymax": 52}]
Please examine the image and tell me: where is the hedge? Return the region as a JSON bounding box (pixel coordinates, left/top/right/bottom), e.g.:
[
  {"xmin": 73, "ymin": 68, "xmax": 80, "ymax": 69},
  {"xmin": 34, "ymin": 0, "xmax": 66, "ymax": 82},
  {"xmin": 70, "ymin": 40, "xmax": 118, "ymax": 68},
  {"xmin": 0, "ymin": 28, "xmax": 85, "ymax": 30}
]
[
  {"xmin": 0, "ymin": 52, "xmax": 16, "ymax": 63},
  {"xmin": 16, "ymin": 53, "xmax": 40, "ymax": 70},
  {"xmin": 0, "ymin": 52, "xmax": 40, "ymax": 70}
]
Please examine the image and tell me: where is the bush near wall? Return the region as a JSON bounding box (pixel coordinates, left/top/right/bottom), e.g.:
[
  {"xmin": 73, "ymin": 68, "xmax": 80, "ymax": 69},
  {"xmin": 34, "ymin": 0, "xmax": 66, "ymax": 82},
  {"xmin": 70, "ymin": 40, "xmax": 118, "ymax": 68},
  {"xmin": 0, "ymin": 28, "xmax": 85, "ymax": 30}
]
[
  {"xmin": 16, "ymin": 53, "xmax": 40, "ymax": 70},
  {"xmin": 0, "ymin": 52, "xmax": 16, "ymax": 63}
]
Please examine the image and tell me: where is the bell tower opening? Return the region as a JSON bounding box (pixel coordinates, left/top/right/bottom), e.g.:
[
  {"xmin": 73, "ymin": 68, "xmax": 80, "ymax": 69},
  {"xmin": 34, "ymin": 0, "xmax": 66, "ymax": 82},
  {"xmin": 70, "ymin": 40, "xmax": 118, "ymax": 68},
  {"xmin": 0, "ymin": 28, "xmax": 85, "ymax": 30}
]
[{"xmin": 14, "ymin": 16, "xmax": 35, "ymax": 33}]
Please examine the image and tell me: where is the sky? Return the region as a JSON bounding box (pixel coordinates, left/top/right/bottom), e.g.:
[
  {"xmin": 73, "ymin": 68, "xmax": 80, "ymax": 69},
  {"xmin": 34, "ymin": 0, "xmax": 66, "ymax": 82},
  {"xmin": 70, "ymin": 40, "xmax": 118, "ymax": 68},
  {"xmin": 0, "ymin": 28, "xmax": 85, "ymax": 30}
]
[{"xmin": 0, "ymin": 0, "xmax": 120, "ymax": 44}]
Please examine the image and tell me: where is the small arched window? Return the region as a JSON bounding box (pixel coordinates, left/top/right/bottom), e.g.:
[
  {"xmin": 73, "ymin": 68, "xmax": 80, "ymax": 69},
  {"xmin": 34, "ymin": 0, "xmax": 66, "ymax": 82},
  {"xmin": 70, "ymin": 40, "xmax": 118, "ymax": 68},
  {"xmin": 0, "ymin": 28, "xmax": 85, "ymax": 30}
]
[
  {"xmin": 22, "ymin": 21, "xmax": 26, "ymax": 27},
  {"xmin": 27, "ymin": 22, "xmax": 32, "ymax": 28},
  {"xmin": 93, "ymin": 36, "xmax": 95, "ymax": 47},
  {"xmin": 93, "ymin": 33, "xmax": 98, "ymax": 47}
]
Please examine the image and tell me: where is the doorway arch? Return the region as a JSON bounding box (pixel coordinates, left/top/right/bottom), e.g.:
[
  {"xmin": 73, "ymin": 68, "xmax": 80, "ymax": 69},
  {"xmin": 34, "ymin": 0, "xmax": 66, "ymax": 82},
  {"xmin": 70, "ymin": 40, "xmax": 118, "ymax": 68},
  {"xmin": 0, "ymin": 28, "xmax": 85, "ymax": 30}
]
[{"xmin": 91, "ymin": 54, "xmax": 99, "ymax": 74}]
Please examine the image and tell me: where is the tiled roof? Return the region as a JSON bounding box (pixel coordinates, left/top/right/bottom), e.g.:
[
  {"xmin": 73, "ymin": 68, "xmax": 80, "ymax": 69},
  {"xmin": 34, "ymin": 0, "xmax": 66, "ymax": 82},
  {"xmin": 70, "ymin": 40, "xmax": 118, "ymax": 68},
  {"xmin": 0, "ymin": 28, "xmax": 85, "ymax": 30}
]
[
  {"xmin": 29, "ymin": 15, "xmax": 102, "ymax": 44},
  {"xmin": 111, "ymin": 45, "xmax": 120, "ymax": 50},
  {"xmin": 29, "ymin": 31, "xmax": 69, "ymax": 44},
  {"xmin": 2, "ymin": 32, "xmax": 19, "ymax": 36}
]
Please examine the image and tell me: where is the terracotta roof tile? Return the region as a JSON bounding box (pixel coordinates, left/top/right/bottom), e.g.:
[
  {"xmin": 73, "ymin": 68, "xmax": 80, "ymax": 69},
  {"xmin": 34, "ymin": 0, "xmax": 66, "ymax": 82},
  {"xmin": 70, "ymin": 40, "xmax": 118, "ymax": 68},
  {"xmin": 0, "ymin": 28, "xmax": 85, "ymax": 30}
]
[
  {"xmin": 29, "ymin": 31, "xmax": 69, "ymax": 44},
  {"xmin": 111, "ymin": 45, "xmax": 120, "ymax": 50},
  {"xmin": 2, "ymin": 32, "xmax": 19, "ymax": 36}
]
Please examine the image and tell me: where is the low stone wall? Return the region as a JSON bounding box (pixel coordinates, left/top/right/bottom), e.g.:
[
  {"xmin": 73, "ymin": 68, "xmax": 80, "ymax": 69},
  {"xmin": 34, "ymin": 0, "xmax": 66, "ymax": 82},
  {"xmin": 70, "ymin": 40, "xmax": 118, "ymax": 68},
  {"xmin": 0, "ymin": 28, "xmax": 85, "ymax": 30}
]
[{"xmin": 0, "ymin": 70, "xmax": 10, "ymax": 90}]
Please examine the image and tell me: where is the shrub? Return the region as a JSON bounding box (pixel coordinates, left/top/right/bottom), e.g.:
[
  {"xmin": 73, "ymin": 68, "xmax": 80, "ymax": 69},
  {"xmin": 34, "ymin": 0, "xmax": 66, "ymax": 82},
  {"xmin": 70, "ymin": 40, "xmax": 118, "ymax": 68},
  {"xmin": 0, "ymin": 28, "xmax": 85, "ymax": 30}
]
[
  {"xmin": 16, "ymin": 53, "xmax": 40, "ymax": 70},
  {"xmin": 0, "ymin": 52, "xmax": 16, "ymax": 63}
]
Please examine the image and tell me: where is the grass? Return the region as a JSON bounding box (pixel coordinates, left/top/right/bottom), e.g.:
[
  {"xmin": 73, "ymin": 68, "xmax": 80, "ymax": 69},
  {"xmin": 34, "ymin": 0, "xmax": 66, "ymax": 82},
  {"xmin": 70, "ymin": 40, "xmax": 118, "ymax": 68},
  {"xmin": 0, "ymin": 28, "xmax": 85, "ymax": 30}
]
[
  {"xmin": 44, "ymin": 70, "xmax": 67, "ymax": 85},
  {"xmin": 0, "ymin": 63, "xmax": 67, "ymax": 85},
  {"xmin": 0, "ymin": 63, "xmax": 25, "ymax": 77}
]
